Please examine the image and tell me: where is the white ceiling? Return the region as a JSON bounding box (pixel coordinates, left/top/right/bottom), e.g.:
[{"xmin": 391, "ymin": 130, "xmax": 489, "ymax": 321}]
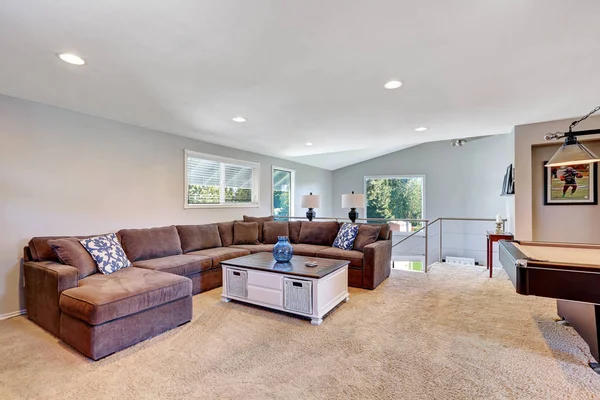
[{"xmin": 1, "ymin": 1, "xmax": 599, "ymax": 170}]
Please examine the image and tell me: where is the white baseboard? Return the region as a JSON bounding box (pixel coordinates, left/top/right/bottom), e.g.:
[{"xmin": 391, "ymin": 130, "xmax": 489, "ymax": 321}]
[{"xmin": 0, "ymin": 309, "xmax": 26, "ymax": 321}]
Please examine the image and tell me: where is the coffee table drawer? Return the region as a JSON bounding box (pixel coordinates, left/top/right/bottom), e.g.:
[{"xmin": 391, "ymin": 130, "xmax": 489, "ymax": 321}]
[
  {"xmin": 247, "ymin": 270, "xmax": 282, "ymax": 290},
  {"xmin": 248, "ymin": 286, "xmax": 282, "ymax": 307}
]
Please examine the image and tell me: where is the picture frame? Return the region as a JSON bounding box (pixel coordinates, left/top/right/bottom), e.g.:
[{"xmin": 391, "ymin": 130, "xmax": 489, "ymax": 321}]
[{"xmin": 543, "ymin": 161, "xmax": 598, "ymax": 205}]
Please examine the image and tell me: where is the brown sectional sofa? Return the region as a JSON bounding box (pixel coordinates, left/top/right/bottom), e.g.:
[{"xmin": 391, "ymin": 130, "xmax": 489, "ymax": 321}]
[{"xmin": 23, "ymin": 219, "xmax": 392, "ymax": 360}]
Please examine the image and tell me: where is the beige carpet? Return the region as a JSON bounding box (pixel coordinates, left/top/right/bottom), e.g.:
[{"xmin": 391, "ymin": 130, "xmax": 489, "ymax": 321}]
[{"xmin": 1, "ymin": 264, "xmax": 600, "ymax": 400}]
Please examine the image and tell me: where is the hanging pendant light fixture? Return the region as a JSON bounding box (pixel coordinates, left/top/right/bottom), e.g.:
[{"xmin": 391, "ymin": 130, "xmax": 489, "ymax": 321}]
[{"xmin": 545, "ymin": 106, "xmax": 600, "ymax": 167}]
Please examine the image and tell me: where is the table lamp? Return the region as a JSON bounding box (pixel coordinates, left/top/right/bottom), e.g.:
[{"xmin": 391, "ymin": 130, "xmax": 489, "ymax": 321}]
[
  {"xmin": 342, "ymin": 191, "xmax": 365, "ymax": 223},
  {"xmin": 301, "ymin": 192, "xmax": 320, "ymax": 221}
]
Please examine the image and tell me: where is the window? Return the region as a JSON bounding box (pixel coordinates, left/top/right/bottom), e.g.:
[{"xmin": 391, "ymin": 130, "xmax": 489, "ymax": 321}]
[
  {"xmin": 185, "ymin": 150, "xmax": 259, "ymax": 208},
  {"xmin": 272, "ymin": 167, "xmax": 294, "ymax": 217},
  {"xmin": 364, "ymin": 175, "xmax": 425, "ymax": 231}
]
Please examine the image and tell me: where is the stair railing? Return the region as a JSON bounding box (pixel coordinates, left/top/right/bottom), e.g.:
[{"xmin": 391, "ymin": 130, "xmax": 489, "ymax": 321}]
[{"xmin": 279, "ymin": 216, "xmax": 507, "ymax": 273}]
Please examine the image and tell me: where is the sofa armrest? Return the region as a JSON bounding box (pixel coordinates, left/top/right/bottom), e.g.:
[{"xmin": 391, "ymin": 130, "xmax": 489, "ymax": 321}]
[
  {"xmin": 24, "ymin": 261, "xmax": 79, "ymax": 336},
  {"xmin": 362, "ymin": 240, "xmax": 392, "ymax": 290}
]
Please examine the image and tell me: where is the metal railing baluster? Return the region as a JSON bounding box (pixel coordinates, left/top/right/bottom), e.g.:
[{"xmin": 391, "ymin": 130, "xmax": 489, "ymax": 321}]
[{"xmin": 439, "ymin": 219, "xmax": 443, "ymax": 263}]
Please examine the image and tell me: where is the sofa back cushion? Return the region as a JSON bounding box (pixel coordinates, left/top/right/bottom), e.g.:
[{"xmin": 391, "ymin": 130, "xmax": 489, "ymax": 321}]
[
  {"xmin": 377, "ymin": 223, "xmax": 391, "ymax": 240},
  {"xmin": 28, "ymin": 234, "xmax": 97, "ymax": 262},
  {"xmin": 118, "ymin": 226, "xmax": 182, "ymax": 262},
  {"xmin": 176, "ymin": 224, "xmax": 222, "ymax": 253},
  {"xmin": 218, "ymin": 221, "xmax": 235, "ymax": 247},
  {"xmin": 242, "ymin": 215, "xmax": 274, "ymax": 243},
  {"xmin": 353, "ymin": 224, "xmax": 383, "ymax": 252},
  {"xmin": 263, "ymin": 221, "xmax": 290, "ymax": 244},
  {"xmin": 233, "ymin": 221, "xmax": 259, "ymax": 245},
  {"xmin": 299, "ymin": 221, "xmax": 340, "ymax": 246},
  {"xmin": 48, "ymin": 237, "xmax": 97, "ymax": 278},
  {"xmin": 28, "ymin": 236, "xmax": 70, "ymax": 262},
  {"xmin": 288, "ymin": 221, "xmax": 302, "ymax": 244}
]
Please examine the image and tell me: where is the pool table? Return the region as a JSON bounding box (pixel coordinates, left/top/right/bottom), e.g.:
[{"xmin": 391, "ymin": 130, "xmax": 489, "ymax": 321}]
[{"xmin": 499, "ymin": 240, "xmax": 600, "ymax": 371}]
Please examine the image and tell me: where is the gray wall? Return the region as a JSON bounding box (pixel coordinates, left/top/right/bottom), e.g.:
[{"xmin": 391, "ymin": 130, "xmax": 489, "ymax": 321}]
[
  {"xmin": 332, "ymin": 134, "xmax": 513, "ymax": 220},
  {"xmin": 0, "ymin": 95, "xmax": 333, "ymax": 317},
  {"xmin": 531, "ymin": 141, "xmax": 600, "ymax": 243},
  {"xmin": 513, "ymin": 115, "xmax": 600, "ymax": 241},
  {"xmin": 331, "ymin": 134, "xmax": 514, "ymax": 264}
]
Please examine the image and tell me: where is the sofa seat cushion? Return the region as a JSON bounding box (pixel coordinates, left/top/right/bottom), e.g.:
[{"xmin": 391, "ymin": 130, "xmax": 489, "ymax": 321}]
[
  {"xmin": 317, "ymin": 247, "xmax": 364, "ymax": 269},
  {"xmin": 60, "ymin": 267, "xmax": 191, "ymax": 325},
  {"xmin": 291, "ymin": 244, "xmax": 330, "ymax": 257},
  {"xmin": 229, "ymin": 244, "xmax": 274, "ymax": 254},
  {"xmin": 187, "ymin": 247, "xmax": 251, "ymax": 267},
  {"xmin": 133, "ymin": 254, "xmax": 212, "ymax": 275}
]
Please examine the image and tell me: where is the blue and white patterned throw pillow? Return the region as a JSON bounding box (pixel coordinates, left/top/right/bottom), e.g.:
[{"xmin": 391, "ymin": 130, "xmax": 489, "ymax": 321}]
[
  {"xmin": 333, "ymin": 223, "xmax": 359, "ymax": 250},
  {"xmin": 80, "ymin": 233, "xmax": 132, "ymax": 275}
]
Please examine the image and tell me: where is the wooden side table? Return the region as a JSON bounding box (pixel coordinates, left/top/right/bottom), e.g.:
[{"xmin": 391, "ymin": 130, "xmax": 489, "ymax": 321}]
[{"xmin": 486, "ymin": 231, "xmax": 514, "ymax": 278}]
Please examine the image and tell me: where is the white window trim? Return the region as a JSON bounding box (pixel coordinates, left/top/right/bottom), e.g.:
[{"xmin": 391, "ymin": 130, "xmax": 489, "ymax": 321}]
[
  {"xmin": 364, "ymin": 174, "xmax": 426, "ymax": 236},
  {"xmin": 184, "ymin": 149, "xmax": 260, "ymax": 209},
  {"xmin": 272, "ymin": 166, "xmax": 295, "ymax": 217}
]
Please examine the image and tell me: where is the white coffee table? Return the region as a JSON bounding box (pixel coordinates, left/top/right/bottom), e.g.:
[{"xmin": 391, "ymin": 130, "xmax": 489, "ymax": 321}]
[{"xmin": 221, "ymin": 253, "xmax": 349, "ymax": 325}]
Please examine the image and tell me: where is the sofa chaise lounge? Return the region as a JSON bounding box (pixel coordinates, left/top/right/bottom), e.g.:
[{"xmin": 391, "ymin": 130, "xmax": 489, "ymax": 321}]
[{"xmin": 23, "ymin": 219, "xmax": 392, "ymax": 359}]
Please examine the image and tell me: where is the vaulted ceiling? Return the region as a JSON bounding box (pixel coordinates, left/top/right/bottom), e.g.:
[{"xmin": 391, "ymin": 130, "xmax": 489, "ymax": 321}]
[{"xmin": 1, "ymin": 1, "xmax": 599, "ymax": 169}]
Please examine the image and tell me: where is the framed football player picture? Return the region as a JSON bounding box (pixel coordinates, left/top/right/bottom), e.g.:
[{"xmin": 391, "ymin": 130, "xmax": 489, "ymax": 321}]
[{"xmin": 544, "ymin": 161, "xmax": 598, "ymax": 205}]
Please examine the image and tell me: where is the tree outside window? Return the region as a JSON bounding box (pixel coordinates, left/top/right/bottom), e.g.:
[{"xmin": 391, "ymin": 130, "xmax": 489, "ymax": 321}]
[
  {"xmin": 273, "ymin": 168, "xmax": 294, "ymax": 217},
  {"xmin": 365, "ymin": 176, "xmax": 424, "ymax": 230}
]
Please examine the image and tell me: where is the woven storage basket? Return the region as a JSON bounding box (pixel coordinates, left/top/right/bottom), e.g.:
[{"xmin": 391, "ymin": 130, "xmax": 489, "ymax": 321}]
[
  {"xmin": 283, "ymin": 277, "xmax": 312, "ymax": 314},
  {"xmin": 226, "ymin": 268, "xmax": 248, "ymax": 298}
]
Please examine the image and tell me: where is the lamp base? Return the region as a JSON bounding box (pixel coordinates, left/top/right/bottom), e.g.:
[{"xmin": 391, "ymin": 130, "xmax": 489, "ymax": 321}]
[
  {"xmin": 348, "ymin": 208, "xmax": 358, "ymax": 223},
  {"xmin": 306, "ymin": 208, "xmax": 316, "ymax": 221}
]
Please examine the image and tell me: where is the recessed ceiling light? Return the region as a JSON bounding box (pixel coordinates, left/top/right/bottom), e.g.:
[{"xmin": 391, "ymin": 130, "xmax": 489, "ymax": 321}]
[
  {"xmin": 305, "ymin": 142, "xmax": 314, "ymax": 146},
  {"xmin": 384, "ymin": 80, "xmax": 403, "ymax": 89},
  {"xmin": 414, "ymin": 127, "xmax": 428, "ymax": 132},
  {"xmin": 58, "ymin": 53, "xmax": 85, "ymax": 65},
  {"xmin": 232, "ymin": 116, "xmax": 247, "ymax": 123}
]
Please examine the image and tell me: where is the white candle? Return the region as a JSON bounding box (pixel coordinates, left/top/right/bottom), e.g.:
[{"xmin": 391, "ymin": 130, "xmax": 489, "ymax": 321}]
[{"xmin": 496, "ymin": 214, "xmax": 502, "ymax": 223}]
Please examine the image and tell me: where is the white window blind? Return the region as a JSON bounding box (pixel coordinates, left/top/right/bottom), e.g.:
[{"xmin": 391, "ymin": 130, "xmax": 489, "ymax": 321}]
[{"xmin": 185, "ymin": 150, "xmax": 259, "ymax": 208}]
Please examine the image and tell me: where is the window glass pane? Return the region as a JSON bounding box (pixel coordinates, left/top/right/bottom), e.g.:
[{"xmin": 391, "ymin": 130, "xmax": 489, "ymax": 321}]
[
  {"xmin": 185, "ymin": 152, "xmax": 257, "ymax": 207},
  {"xmin": 187, "ymin": 157, "xmax": 221, "ymax": 204},
  {"xmin": 224, "ymin": 164, "xmax": 253, "ymax": 203},
  {"xmin": 273, "ymin": 169, "xmax": 291, "ymax": 217},
  {"xmin": 366, "ymin": 177, "xmax": 424, "ymax": 230}
]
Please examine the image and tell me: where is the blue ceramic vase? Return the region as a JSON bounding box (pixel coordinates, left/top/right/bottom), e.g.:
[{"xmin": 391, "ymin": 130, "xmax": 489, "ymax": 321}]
[{"xmin": 273, "ymin": 236, "xmax": 293, "ymax": 262}]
